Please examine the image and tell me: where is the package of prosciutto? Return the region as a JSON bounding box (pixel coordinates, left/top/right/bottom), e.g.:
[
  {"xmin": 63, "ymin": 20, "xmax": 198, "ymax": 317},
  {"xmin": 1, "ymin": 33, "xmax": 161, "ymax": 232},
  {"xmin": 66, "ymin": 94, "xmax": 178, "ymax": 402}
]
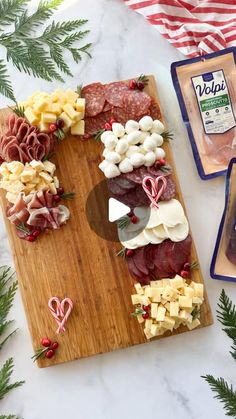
[
  {"xmin": 211, "ymin": 158, "xmax": 236, "ymax": 282},
  {"xmin": 171, "ymin": 48, "xmax": 236, "ymax": 180}
]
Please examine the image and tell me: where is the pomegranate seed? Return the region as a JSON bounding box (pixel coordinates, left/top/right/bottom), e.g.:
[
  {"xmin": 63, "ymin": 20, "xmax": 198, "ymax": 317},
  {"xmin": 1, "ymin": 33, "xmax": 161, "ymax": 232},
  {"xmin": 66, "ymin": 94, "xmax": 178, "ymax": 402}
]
[
  {"xmin": 48, "ymin": 123, "xmax": 57, "ymax": 133},
  {"xmin": 143, "ymin": 305, "xmax": 151, "ymax": 312},
  {"xmin": 180, "ymin": 270, "xmax": 190, "ymax": 279},
  {"xmin": 45, "ymin": 349, "xmax": 54, "ymax": 359},
  {"xmin": 137, "ymin": 81, "xmax": 145, "ymax": 91},
  {"xmin": 126, "ymin": 249, "xmax": 134, "ymax": 258},
  {"xmin": 159, "ymin": 159, "xmax": 166, "ymax": 166},
  {"xmin": 53, "ymin": 194, "xmax": 61, "ymax": 203},
  {"xmin": 26, "ymin": 235, "xmax": 36, "ymax": 242},
  {"xmin": 50, "ymin": 342, "xmax": 59, "ymax": 350},
  {"xmin": 56, "ymin": 187, "xmax": 64, "ymax": 195},
  {"xmin": 142, "ymin": 312, "xmax": 150, "ymax": 319},
  {"xmin": 129, "ymin": 79, "xmax": 137, "ymax": 90},
  {"xmin": 104, "ymin": 122, "xmax": 112, "ymax": 131},
  {"xmin": 41, "ymin": 338, "xmax": 52, "ymax": 347},
  {"xmin": 56, "ymin": 118, "xmax": 64, "ymax": 129},
  {"xmin": 183, "ymin": 262, "xmax": 191, "ymax": 271},
  {"xmin": 109, "ymin": 117, "xmax": 116, "ymax": 125},
  {"xmin": 131, "ymin": 215, "xmax": 139, "ymax": 224}
]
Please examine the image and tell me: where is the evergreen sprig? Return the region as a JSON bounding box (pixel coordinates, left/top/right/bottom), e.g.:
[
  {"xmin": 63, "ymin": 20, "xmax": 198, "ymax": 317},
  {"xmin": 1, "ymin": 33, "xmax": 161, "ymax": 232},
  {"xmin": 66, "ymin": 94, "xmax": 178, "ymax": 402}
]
[
  {"xmin": 0, "ymin": 358, "xmax": 24, "ymax": 400},
  {"xmin": 0, "ymin": 415, "xmax": 19, "ymax": 419},
  {"xmin": 217, "ymin": 289, "xmax": 236, "ymax": 360},
  {"xmin": 0, "ymin": 0, "xmax": 92, "ymax": 100},
  {"xmin": 202, "ymin": 375, "xmax": 236, "ymax": 417}
]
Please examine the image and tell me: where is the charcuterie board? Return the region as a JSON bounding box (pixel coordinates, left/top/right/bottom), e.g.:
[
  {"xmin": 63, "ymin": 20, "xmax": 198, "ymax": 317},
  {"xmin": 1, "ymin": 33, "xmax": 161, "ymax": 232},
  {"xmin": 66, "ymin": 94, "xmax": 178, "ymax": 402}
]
[{"xmin": 0, "ymin": 76, "xmax": 213, "ymax": 367}]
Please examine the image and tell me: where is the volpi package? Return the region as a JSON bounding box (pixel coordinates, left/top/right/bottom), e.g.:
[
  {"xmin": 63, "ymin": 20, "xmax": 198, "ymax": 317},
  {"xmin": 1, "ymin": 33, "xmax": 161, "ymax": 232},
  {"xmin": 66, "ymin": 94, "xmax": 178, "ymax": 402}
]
[
  {"xmin": 211, "ymin": 158, "xmax": 236, "ymax": 283},
  {"xmin": 171, "ymin": 48, "xmax": 236, "ymax": 180}
]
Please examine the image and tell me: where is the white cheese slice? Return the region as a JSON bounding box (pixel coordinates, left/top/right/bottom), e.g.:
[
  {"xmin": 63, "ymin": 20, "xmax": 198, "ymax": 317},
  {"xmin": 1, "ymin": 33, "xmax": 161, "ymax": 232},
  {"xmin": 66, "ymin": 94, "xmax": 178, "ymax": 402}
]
[
  {"xmin": 158, "ymin": 199, "xmax": 186, "ymax": 227},
  {"xmin": 143, "ymin": 228, "xmax": 164, "ymax": 244},
  {"xmin": 164, "ymin": 220, "xmax": 189, "ymax": 242},
  {"xmin": 146, "ymin": 207, "xmax": 161, "ymax": 229}
]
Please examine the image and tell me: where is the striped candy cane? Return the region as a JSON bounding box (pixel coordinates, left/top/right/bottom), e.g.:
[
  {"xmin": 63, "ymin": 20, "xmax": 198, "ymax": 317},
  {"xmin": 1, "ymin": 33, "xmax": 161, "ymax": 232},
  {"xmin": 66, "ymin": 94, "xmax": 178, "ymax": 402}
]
[
  {"xmin": 142, "ymin": 175, "xmax": 167, "ymax": 208},
  {"xmin": 48, "ymin": 297, "xmax": 73, "ymax": 334}
]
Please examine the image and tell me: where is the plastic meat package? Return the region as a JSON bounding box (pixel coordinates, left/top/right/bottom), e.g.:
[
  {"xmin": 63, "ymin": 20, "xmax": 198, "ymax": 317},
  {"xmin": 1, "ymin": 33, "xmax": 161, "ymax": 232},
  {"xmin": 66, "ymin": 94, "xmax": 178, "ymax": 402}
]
[
  {"xmin": 211, "ymin": 158, "xmax": 236, "ymax": 282},
  {"xmin": 171, "ymin": 48, "xmax": 236, "ymax": 180}
]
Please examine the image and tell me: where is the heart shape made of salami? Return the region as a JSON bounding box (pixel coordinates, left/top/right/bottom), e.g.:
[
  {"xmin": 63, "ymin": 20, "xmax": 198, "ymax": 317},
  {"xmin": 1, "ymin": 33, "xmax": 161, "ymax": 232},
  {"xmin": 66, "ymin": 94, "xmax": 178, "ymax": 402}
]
[{"xmin": 48, "ymin": 297, "xmax": 73, "ymax": 334}]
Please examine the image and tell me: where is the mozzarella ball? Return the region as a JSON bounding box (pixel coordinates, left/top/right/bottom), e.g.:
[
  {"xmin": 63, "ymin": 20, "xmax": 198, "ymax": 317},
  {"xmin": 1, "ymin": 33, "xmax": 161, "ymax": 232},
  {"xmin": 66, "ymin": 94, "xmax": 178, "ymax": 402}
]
[
  {"xmin": 129, "ymin": 153, "xmax": 145, "ymax": 168},
  {"xmin": 115, "ymin": 139, "xmax": 129, "ymax": 154},
  {"xmin": 125, "ymin": 120, "xmax": 140, "ymax": 134},
  {"xmin": 119, "ymin": 158, "xmax": 133, "ymax": 173},
  {"xmin": 139, "ymin": 131, "xmax": 149, "ymax": 144},
  {"xmin": 104, "ymin": 163, "xmax": 120, "ymax": 178},
  {"xmin": 138, "ymin": 145, "xmax": 146, "ymax": 155},
  {"xmin": 112, "ymin": 122, "xmax": 125, "ymax": 138},
  {"xmin": 102, "ymin": 148, "xmax": 109, "ymax": 157},
  {"xmin": 101, "ymin": 130, "xmax": 113, "ymax": 144},
  {"xmin": 127, "ymin": 130, "xmax": 142, "ymax": 145},
  {"xmin": 144, "ymin": 151, "xmax": 156, "ymax": 167},
  {"xmin": 104, "ymin": 134, "xmax": 118, "ymax": 150},
  {"xmin": 105, "ymin": 151, "xmax": 121, "ymax": 164},
  {"xmin": 151, "ymin": 120, "xmax": 165, "ymax": 134},
  {"xmin": 139, "ymin": 116, "xmax": 153, "ymax": 131},
  {"xmin": 143, "ymin": 137, "xmax": 158, "ymax": 151},
  {"xmin": 98, "ymin": 160, "xmax": 110, "ymax": 172},
  {"xmin": 155, "ymin": 147, "xmax": 166, "ymax": 159},
  {"xmin": 150, "ymin": 132, "xmax": 163, "ymax": 146},
  {"xmin": 126, "ymin": 145, "xmax": 141, "ymax": 158}
]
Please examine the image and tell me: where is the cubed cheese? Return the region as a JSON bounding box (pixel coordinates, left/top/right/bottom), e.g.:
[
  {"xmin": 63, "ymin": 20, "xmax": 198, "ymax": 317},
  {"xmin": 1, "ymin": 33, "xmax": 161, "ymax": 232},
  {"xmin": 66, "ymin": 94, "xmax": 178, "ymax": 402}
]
[
  {"xmin": 24, "ymin": 107, "xmax": 39, "ymax": 125},
  {"xmin": 131, "ymin": 294, "xmax": 140, "ymax": 305},
  {"xmin": 156, "ymin": 306, "xmax": 166, "ymax": 321},
  {"xmin": 42, "ymin": 161, "xmax": 56, "ymax": 175},
  {"xmin": 193, "ymin": 283, "xmax": 204, "ymax": 299},
  {"xmin": 139, "ymin": 295, "xmax": 150, "ymax": 306},
  {"xmin": 162, "ymin": 316, "xmax": 175, "ymax": 331},
  {"xmin": 162, "ymin": 286, "xmax": 177, "ymax": 301},
  {"xmin": 6, "ymin": 191, "xmax": 18, "ymax": 204},
  {"xmin": 179, "ymin": 296, "xmax": 192, "ymax": 308},
  {"xmin": 7, "ymin": 162, "xmax": 24, "ymax": 175},
  {"xmin": 39, "ymin": 172, "xmax": 53, "ymax": 183},
  {"xmin": 145, "ymin": 319, "xmax": 153, "ymax": 330},
  {"xmin": 71, "ymin": 120, "xmax": 85, "ymax": 136},
  {"xmin": 76, "ymin": 98, "xmax": 85, "ymax": 112},
  {"xmin": 33, "ymin": 98, "xmax": 48, "ymax": 113},
  {"xmin": 150, "ymin": 324, "xmax": 160, "ymax": 337},
  {"xmin": 184, "ymin": 287, "xmax": 195, "ymax": 298},
  {"xmin": 171, "ymin": 275, "xmax": 185, "ymax": 289},
  {"xmin": 38, "ymin": 120, "xmax": 49, "ymax": 132},
  {"xmin": 30, "ymin": 160, "xmax": 45, "ymax": 171},
  {"xmin": 41, "ymin": 112, "xmax": 57, "ymax": 123},
  {"xmin": 60, "ymin": 112, "xmax": 73, "ymax": 130},
  {"xmin": 134, "ymin": 283, "xmax": 143, "ymax": 295},
  {"xmin": 66, "ymin": 89, "xmax": 79, "ymax": 102},
  {"xmin": 170, "ymin": 302, "xmax": 179, "ymax": 317},
  {"xmin": 144, "ymin": 328, "xmax": 153, "ymax": 340},
  {"xmin": 187, "ymin": 318, "xmax": 200, "ymax": 330},
  {"xmin": 48, "ymin": 182, "xmax": 57, "ymax": 194},
  {"xmin": 192, "ymin": 297, "xmax": 203, "ymax": 305},
  {"xmin": 151, "ymin": 303, "xmax": 158, "ymax": 318},
  {"xmin": 63, "ymin": 103, "xmax": 79, "ymax": 120},
  {"xmin": 51, "ymin": 103, "xmax": 62, "ymax": 114}
]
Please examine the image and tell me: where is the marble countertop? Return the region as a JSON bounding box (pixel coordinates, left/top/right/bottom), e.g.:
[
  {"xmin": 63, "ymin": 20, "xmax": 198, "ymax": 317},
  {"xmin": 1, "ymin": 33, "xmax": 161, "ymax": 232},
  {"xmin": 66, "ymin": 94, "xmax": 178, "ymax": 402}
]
[{"xmin": 0, "ymin": 1, "xmax": 235, "ymax": 418}]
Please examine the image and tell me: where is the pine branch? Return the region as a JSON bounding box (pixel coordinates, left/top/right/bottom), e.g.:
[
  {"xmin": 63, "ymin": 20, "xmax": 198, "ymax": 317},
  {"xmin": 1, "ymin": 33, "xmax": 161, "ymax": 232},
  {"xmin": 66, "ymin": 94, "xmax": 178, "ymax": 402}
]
[
  {"xmin": 41, "ymin": 19, "xmax": 88, "ymax": 42},
  {"xmin": 0, "ymin": 358, "xmax": 25, "ymax": 400},
  {"xmin": 0, "ymin": 60, "xmax": 15, "ymax": 101},
  {"xmin": 0, "ymin": 415, "xmax": 19, "ymax": 419},
  {"xmin": 202, "ymin": 375, "xmax": 236, "ymax": 417},
  {"xmin": 0, "ymin": 282, "xmax": 18, "ymax": 325},
  {"xmin": 0, "ymin": 0, "xmax": 28, "ymax": 28},
  {"xmin": 217, "ymin": 290, "xmax": 236, "ymax": 360}
]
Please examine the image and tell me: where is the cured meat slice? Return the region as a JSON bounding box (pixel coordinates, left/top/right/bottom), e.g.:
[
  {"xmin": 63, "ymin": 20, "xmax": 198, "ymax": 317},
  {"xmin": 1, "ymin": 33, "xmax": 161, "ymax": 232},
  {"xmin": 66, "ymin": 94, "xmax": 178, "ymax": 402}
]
[
  {"xmin": 82, "ymin": 83, "xmax": 106, "ymax": 117},
  {"xmin": 105, "ymin": 82, "xmax": 130, "ymax": 107},
  {"xmin": 122, "ymin": 90, "xmax": 151, "ymax": 119},
  {"xmin": 84, "ymin": 111, "xmax": 113, "ymax": 136},
  {"xmin": 149, "ymin": 100, "xmax": 162, "ymax": 121}
]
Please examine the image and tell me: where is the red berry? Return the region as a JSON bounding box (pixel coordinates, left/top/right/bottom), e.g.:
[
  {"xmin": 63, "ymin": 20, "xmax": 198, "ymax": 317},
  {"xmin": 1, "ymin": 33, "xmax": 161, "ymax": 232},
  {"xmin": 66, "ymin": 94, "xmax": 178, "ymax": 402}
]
[
  {"xmin": 56, "ymin": 118, "xmax": 64, "ymax": 129},
  {"xmin": 45, "ymin": 349, "xmax": 54, "ymax": 359},
  {"xmin": 127, "ymin": 210, "xmax": 134, "ymax": 217},
  {"xmin": 159, "ymin": 159, "xmax": 166, "ymax": 166},
  {"xmin": 137, "ymin": 81, "xmax": 145, "ymax": 91},
  {"xmin": 50, "ymin": 342, "xmax": 59, "ymax": 350},
  {"xmin": 53, "ymin": 194, "xmax": 61, "ymax": 203},
  {"xmin": 32, "ymin": 229, "xmax": 41, "ymax": 238},
  {"xmin": 129, "ymin": 79, "xmax": 137, "ymax": 90},
  {"xmin": 41, "ymin": 338, "xmax": 52, "ymax": 347},
  {"xmin": 183, "ymin": 262, "xmax": 191, "ymax": 271},
  {"xmin": 143, "ymin": 305, "xmax": 151, "ymax": 312},
  {"xmin": 180, "ymin": 270, "xmax": 190, "ymax": 279},
  {"xmin": 109, "ymin": 117, "xmax": 116, "ymax": 125},
  {"xmin": 56, "ymin": 187, "xmax": 64, "ymax": 195},
  {"xmin": 49, "ymin": 123, "xmax": 57, "ymax": 133},
  {"xmin": 142, "ymin": 312, "xmax": 150, "ymax": 319},
  {"xmin": 154, "ymin": 161, "xmax": 161, "ymax": 169},
  {"xmin": 131, "ymin": 215, "xmax": 139, "ymax": 224},
  {"xmin": 26, "ymin": 235, "xmax": 36, "ymax": 242},
  {"xmin": 104, "ymin": 122, "xmax": 112, "ymax": 131},
  {"xmin": 126, "ymin": 249, "xmax": 134, "ymax": 258}
]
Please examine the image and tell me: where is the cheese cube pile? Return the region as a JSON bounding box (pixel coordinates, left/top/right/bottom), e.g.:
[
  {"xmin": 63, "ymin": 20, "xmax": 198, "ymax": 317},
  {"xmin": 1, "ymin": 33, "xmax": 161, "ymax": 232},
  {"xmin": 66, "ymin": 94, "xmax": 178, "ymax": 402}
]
[
  {"xmin": 131, "ymin": 275, "xmax": 204, "ymax": 339},
  {"xmin": 21, "ymin": 89, "xmax": 85, "ymax": 136},
  {"xmin": 0, "ymin": 160, "xmax": 59, "ymax": 203}
]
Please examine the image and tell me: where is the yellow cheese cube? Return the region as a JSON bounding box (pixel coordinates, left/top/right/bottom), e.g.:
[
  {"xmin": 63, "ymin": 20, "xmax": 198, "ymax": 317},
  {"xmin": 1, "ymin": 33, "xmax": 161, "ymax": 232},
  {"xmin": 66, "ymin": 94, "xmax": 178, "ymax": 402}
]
[
  {"xmin": 192, "ymin": 283, "xmax": 204, "ymax": 299},
  {"xmin": 152, "ymin": 289, "xmax": 161, "ymax": 303},
  {"xmin": 9, "ymin": 174, "xmax": 19, "ymax": 180},
  {"xmin": 23, "ymin": 183, "xmax": 36, "ymax": 194},
  {"xmin": 38, "ymin": 120, "xmax": 49, "ymax": 132},
  {"xmin": 187, "ymin": 318, "xmax": 200, "ymax": 330},
  {"xmin": 36, "ymin": 180, "xmax": 48, "ymax": 191},
  {"xmin": 145, "ymin": 319, "xmax": 153, "ymax": 330},
  {"xmin": 51, "ymin": 103, "xmax": 62, "ymax": 114},
  {"xmin": 139, "ymin": 295, "xmax": 150, "ymax": 306},
  {"xmin": 150, "ymin": 280, "xmax": 162, "ymax": 288},
  {"xmin": 162, "ymin": 316, "xmax": 175, "ymax": 331},
  {"xmin": 48, "ymin": 182, "xmax": 57, "ymax": 195},
  {"xmin": 134, "ymin": 283, "xmax": 144, "ymax": 295},
  {"xmin": 7, "ymin": 162, "xmax": 24, "ymax": 175},
  {"xmin": 131, "ymin": 294, "xmax": 140, "ymax": 305},
  {"xmin": 39, "ymin": 171, "xmax": 53, "ymax": 183},
  {"xmin": 9, "ymin": 180, "xmax": 25, "ymax": 194},
  {"xmin": 150, "ymin": 324, "xmax": 161, "ymax": 337},
  {"xmin": 30, "ymin": 160, "xmax": 45, "ymax": 171},
  {"xmin": 41, "ymin": 113, "xmax": 57, "ymax": 124},
  {"xmin": 144, "ymin": 328, "xmax": 153, "ymax": 340},
  {"xmin": 63, "ymin": 103, "xmax": 79, "ymax": 120},
  {"xmin": 6, "ymin": 192, "xmax": 18, "ymax": 204},
  {"xmin": 66, "ymin": 89, "xmax": 79, "ymax": 102},
  {"xmin": 179, "ymin": 310, "xmax": 192, "ymax": 322},
  {"xmin": 0, "ymin": 163, "xmax": 10, "ymax": 177},
  {"xmin": 42, "ymin": 161, "xmax": 56, "ymax": 175},
  {"xmin": 162, "ymin": 286, "xmax": 177, "ymax": 301},
  {"xmin": 76, "ymin": 98, "xmax": 85, "ymax": 112},
  {"xmin": 33, "ymin": 98, "xmax": 48, "ymax": 113},
  {"xmin": 151, "ymin": 303, "xmax": 158, "ymax": 318},
  {"xmin": 71, "ymin": 120, "xmax": 85, "ymax": 136},
  {"xmin": 60, "ymin": 112, "xmax": 73, "ymax": 130},
  {"xmin": 170, "ymin": 302, "xmax": 179, "ymax": 317},
  {"xmin": 156, "ymin": 306, "xmax": 166, "ymax": 321},
  {"xmin": 184, "ymin": 287, "xmax": 195, "ymax": 298},
  {"xmin": 179, "ymin": 296, "xmax": 192, "ymax": 308},
  {"xmin": 192, "ymin": 297, "xmax": 203, "ymax": 305},
  {"xmin": 24, "ymin": 107, "xmax": 39, "ymax": 125},
  {"xmin": 171, "ymin": 275, "xmax": 185, "ymax": 289},
  {"xmin": 144, "ymin": 286, "xmax": 151, "ymax": 297}
]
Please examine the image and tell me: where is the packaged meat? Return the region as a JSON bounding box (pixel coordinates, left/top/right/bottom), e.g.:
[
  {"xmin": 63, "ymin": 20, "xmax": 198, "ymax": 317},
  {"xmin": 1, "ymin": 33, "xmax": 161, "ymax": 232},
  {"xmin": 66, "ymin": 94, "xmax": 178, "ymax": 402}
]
[
  {"xmin": 211, "ymin": 157, "xmax": 236, "ymax": 282},
  {"xmin": 171, "ymin": 47, "xmax": 236, "ymax": 180}
]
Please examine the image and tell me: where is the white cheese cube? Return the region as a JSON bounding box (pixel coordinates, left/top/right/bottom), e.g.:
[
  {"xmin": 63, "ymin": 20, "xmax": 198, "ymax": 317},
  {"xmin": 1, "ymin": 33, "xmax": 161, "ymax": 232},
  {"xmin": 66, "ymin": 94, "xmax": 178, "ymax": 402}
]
[
  {"xmin": 151, "ymin": 303, "xmax": 158, "ymax": 318},
  {"xmin": 42, "ymin": 160, "xmax": 56, "ymax": 175},
  {"xmin": 179, "ymin": 296, "xmax": 192, "ymax": 308},
  {"xmin": 134, "ymin": 283, "xmax": 144, "ymax": 295},
  {"xmin": 39, "ymin": 172, "xmax": 53, "ymax": 183},
  {"xmin": 156, "ymin": 306, "xmax": 166, "ymax": 321},
  {"xmin": 144, "ymin": 328, "xmax": 153, "ymax": 340},
  {"xmin": 131, "ymin": 294, "xmax": 140, "ymax": 305},
  {"xmin": 170, "ymin": 302, "xmax": 179, "ymax": 317},
  {"xmin": 7, "ymin": 162, "xmax": 24, "ymax": 175},
  {"xmin": 162, "ymin": 286, "xmax": 177, "ymax": 301},
  {"xmin": 137, "ymin": 315, "xmax": 144, "ymax": 324},
  {"xmin": 145, "ymin": 319, "xmax": 153, "ymax": 330},
  {"xmin": 152, "ymin": 289, "xmax": 161, "ymax": 303},
  {"xmin": 184, "ymin": 287, "xmax": 195, "ymax": 298},
  {"xmin": 193, "ymin": 283, "xmax": 204, "ymax": 299},
  {"xmin": 150, "ymin": 324, "xmax": 161, "ymax": 337},
  {"xmin": 192, "ymin": 297, "xmax": 203, "ymax": 305},
  {"xmin": 139, "ymin": 296, "xmax": 151, "ymax": 306},
  {"xmin": 53, "ymin": 176, "xmax": 59, "ymax": 188},
  {"xmin": 162, "ymin": 316, "xmax": 175, "ymax": 331},
  {"xmin": 30, "ymin": 160, "xmax": 45, "ymax": 171},
  {"xmin": 187, "ymin": 318, "xmax": 200, "ymax": 330},
  {"xmin": 150, "ymin": 280, "xmax": 161, "ymax": 288},
  {"xmin": 162, "ymin": 279, "xmax": 170, "ymax": 287},
  {"xmin": 171, "ymin": 275, "xmax": 185, "ymax": 289},
  {"xmin": 6, "ymin": 192, "xmax": 18, "ymax": 204},
  {"xmin": 48, "ymin": 182, "xmax": 57, "ymax": 195}
]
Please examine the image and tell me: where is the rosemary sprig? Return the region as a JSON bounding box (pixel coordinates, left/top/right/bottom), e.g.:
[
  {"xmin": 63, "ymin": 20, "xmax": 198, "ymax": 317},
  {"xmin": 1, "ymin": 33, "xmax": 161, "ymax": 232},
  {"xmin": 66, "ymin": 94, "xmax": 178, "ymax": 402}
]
[
  {"xmin": 61, "ymin": 192, "xmax": 75, "ymax": 200},
  {"xmin": 94, "ymin": 129, "xmax": 105, "ymax": 142},
  {"xmin": 191, "ymin": 306, "xmax": 200, "ymax": 321},
  {"xmin": 131, "ymin": 307, "xmax": 145, "ymax": 317},
  {"xmin": 42, "ymin": 151, "xmax": 55, "ymax": 162},
  {"xmin": 16, "ymin": 222, "xmax": 30, "ymax": 235},
  {"xmin": 161, "ymin": 130, "xmax": 173, "ymax": 142},
  {"xmin": 160, "ymin": 164, "xmax": 171, "ymax": 174},
  {"xmin": 191, "ymin": 261, "xmax": 199, "ymax": 270},
  {"xmin": 116, "ymin": 215, "xmax": 130, "ymax": 230},
  {"xmin": 76, "ymin": 84, "xmax": 83, "ymax": 96},
  {"xmin": 12, "ymin": 102, "xmax": 25, "ymax": 118},
  {"xmin": 116, "ymin": 247, "xmax": 126, "ymax": 258},
  {"xmin": 137, "ymin": 74, "xmax": 149, "ymax": 86},
  {"xmin": 55, "ymin": 128, "xmax": 65, "ymax": 141}
]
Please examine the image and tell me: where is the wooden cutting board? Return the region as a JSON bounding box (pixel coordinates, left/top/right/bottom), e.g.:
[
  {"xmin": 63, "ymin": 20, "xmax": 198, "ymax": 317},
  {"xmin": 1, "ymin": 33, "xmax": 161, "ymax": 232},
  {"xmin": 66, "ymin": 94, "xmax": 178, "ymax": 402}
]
[{"xmin": 0, "ymin": 76, "xmax": 213, "ymax": 367}]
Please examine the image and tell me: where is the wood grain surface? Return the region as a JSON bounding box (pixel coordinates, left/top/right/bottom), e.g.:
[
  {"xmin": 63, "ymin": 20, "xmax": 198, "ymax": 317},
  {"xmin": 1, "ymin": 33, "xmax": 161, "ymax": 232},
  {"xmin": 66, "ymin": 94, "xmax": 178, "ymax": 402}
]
[{"xmin": 0, "ymin": 76, "xmax": 213, "ymax": 368}]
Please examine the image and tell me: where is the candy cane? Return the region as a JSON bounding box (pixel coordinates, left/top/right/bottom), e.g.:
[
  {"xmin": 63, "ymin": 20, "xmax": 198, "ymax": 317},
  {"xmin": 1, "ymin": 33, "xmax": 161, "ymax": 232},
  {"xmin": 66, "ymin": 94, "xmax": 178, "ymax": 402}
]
[
  {"xmin": 48, "ymin": 297, "xmax": 73, "ymax": 334},
  {"xmin": 142, "ymin": 175, "xmax": 167, "ymax": 208}
]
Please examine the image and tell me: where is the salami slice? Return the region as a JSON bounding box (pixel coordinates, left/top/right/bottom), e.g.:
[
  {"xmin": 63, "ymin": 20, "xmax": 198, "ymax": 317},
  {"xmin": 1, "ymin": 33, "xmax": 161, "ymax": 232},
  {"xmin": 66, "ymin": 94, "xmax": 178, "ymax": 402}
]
[
  {"xmin": 122, "ymin": 90, "xmax": 151, "ymax": 119},
  {"xmin": 149, "ymin": 100, "xmax": 162, "ymax": 120},
  {"xmin": 84, "ymin": 111, "xmax": 113, "ymax": 135},
  {"xmin": 82, "ymin": 83, "xmax": 106, "ymax": 117},
  {"xmin": 105, "ymin": 82, "xmax": 130, "ymax": 107}
]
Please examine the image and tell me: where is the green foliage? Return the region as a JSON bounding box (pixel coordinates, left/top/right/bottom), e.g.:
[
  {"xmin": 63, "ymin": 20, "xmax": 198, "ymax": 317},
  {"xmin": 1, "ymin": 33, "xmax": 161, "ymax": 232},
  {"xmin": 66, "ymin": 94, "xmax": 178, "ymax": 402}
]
[
  {"xmin": 202, "ymin": 375, "xmax": 236, "ymax": 417},
  {"xmin": 0, "ymin": 358, "xmax": 24, "ymax": 400},
  {"xmin": 0, "ymin": 0, "xmax": 91, "ymax": 101},
  {"xmin": 217, "ymin": 289, "xmax": 236, "ymax": 360}
]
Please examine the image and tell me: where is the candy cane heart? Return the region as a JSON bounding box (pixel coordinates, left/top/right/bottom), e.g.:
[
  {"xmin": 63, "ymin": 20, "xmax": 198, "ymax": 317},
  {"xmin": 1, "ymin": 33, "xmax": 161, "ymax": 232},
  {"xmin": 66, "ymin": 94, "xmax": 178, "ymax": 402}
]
[
  {"xmin": 48, "ymin": 297, "xmax": 73, "ymax": 334},
  {"xmin": 142, "ymin": 175, "xmax": 167, "ymax": 208}
]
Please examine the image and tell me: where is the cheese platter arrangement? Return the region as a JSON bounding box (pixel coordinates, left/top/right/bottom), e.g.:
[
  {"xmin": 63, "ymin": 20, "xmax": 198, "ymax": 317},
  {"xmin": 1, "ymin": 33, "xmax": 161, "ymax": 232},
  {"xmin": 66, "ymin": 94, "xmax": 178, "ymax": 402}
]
[{"xmin": 0, "ymin": 75, "xmax": 213, "ymax": 367}]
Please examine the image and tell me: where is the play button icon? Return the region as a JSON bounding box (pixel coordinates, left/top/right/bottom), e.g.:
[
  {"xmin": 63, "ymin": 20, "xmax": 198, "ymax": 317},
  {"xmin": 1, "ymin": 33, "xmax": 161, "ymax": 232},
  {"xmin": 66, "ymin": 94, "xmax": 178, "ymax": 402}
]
[{"xmin": 108, "ymin": 198, "xmax": 130, "ymax": 222}]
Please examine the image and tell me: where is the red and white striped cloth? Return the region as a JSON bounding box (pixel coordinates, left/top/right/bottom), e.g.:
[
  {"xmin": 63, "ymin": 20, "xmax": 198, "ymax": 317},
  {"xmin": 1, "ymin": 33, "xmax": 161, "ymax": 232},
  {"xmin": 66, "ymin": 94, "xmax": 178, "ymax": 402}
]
[{"xmin": 123, "ymin": 0, "xmax": 236, "ymax": 57}]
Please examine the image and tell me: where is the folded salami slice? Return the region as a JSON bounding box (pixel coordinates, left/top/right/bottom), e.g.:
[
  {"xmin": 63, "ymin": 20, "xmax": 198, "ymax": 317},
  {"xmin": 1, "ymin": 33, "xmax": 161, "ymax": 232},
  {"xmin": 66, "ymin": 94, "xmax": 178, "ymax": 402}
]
[{"xmin": 82, "ymin": 83, "xmax": 106, "ymax": 117}]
